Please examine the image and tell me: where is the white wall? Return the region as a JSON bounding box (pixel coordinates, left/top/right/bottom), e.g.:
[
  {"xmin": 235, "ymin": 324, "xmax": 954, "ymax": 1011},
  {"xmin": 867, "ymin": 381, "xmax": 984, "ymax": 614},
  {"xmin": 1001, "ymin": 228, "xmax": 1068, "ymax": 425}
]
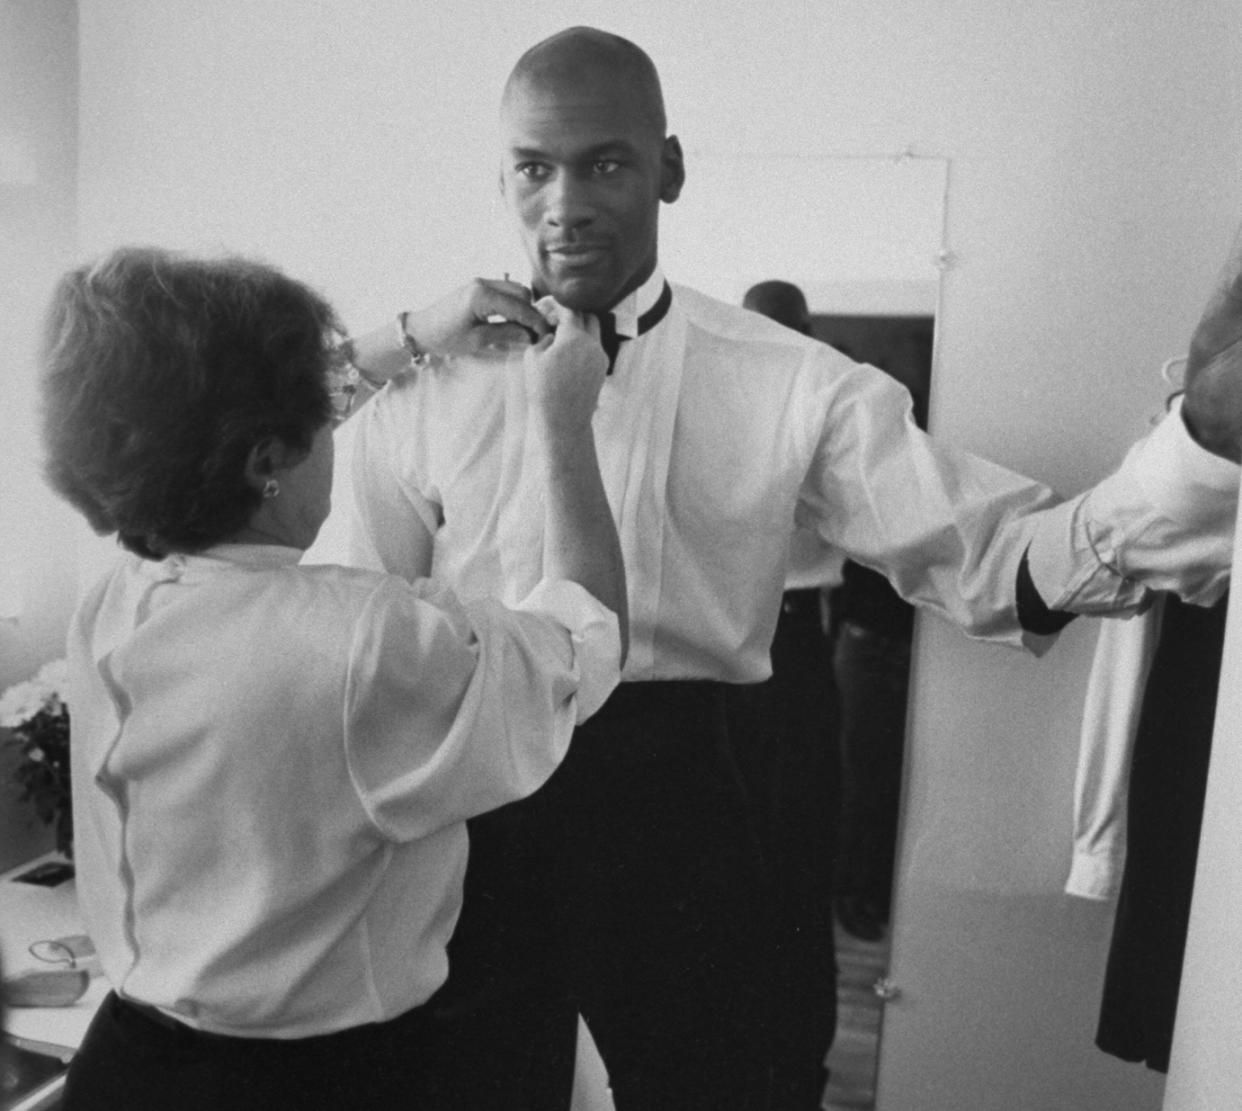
[
  {"xmin": 870, "ymin": 5, "xmax": 1241, "ymax": 1109},
  {"xmin": 0, "ymin": 0, "xmax": 79, "ymax": 872},
  {"xmin": 48, "ymin": 1, "xmax": 1242, "ymax": 1107}
]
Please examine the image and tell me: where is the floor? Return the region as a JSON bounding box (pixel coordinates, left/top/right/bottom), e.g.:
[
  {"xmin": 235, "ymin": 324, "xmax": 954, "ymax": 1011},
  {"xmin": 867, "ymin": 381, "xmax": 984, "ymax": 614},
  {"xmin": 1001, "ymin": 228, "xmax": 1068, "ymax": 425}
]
[{"xmin": 822, "ymin": 922, "xmax": 891, "ymax": 1110}]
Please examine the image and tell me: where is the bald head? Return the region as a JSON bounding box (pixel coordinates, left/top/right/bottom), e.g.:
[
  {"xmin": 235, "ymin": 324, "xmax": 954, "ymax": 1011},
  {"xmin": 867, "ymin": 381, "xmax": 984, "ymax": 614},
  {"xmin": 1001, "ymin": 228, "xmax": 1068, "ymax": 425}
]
[
  {"xmin": 503, "ymin": 27, "xmax": 667, "ymax": 138},
  {"xmin": 743, "ymin": 281, "xmax": 811, "ymax": 335}
]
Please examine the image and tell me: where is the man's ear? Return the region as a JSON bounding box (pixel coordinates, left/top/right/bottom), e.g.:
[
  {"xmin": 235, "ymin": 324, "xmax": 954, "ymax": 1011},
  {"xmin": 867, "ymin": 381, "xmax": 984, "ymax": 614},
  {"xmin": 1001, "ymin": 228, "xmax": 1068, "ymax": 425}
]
[{"xmin": 660, "ymin": 135, "xmax": 685, "ymax": 204}]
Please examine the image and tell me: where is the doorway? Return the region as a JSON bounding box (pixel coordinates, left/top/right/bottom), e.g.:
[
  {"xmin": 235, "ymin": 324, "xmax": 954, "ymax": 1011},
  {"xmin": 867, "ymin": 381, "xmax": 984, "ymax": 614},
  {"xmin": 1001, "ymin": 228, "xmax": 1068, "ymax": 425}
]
[{"xmin": 816, "ymin": 314, "xmax": 933, "ymax": 1111}]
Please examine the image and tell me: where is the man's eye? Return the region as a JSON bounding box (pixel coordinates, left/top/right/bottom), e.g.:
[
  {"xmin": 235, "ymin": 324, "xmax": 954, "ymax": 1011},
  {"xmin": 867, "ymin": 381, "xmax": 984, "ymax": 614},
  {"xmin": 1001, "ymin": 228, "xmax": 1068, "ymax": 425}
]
[
  {"xmin": 516, "ymin": 163, "xmax": 551, "ymax": 181},
  {"xmin": 593, "ymin": 159, "xmax": 621, "ymax": 175}
]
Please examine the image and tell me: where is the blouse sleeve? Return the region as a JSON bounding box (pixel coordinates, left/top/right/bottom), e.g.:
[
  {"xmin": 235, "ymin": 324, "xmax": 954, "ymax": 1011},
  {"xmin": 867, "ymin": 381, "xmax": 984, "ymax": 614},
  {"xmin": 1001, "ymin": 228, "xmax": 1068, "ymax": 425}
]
[{"xmin": 343, "ymin": 575, "xmax": 620, "ymax": 842}]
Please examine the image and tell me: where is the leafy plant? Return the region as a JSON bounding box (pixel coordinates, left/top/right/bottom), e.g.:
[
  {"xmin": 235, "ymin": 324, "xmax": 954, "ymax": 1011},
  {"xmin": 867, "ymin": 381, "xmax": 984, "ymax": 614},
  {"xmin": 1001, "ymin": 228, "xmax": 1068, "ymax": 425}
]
[{"xmin": 2, "ymin": 660, "xmax": 72, "ymax": 859}]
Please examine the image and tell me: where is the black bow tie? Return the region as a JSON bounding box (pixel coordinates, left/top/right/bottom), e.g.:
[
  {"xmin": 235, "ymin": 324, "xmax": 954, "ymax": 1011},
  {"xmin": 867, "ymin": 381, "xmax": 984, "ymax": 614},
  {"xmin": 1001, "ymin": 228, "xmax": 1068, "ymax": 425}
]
[{"xmin": 596, "ymin": 281, "xmax": 673, "ymax": 374}]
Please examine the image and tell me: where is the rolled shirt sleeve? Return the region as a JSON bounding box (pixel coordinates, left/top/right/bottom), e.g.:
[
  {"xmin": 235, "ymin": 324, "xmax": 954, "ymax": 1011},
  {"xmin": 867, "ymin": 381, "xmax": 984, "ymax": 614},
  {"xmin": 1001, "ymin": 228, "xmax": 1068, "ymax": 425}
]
[
  {"xmin": 1027, "ymin": 398, "xmax": 1239, "ymax": 615},
  {"xmin": 344, "ymin": 575, "xmax": 620, "ymax": 842},
  {"xmin": 510, "ymin": 578, "xmax": 623, "ymax": 723}
]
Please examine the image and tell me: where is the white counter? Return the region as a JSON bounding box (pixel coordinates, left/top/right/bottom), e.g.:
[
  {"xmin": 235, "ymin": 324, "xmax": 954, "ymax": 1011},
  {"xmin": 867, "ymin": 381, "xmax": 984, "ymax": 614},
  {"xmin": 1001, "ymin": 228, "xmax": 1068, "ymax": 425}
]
[{"xmin": 1, "ymin": 852, "xmax": 106, "ymax": 1110}]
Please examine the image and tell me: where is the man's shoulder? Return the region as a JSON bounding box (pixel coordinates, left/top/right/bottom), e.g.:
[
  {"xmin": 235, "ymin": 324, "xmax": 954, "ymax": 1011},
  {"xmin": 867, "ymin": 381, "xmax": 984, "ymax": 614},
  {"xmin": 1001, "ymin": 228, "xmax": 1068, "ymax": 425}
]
[
  {"xmin": 672, "ymin": 282, "xmax": 825, "ymax": 352},
  {"xmin": 670, "ymin": 282, "xmax": 850, "ymax": 389},
  {"xmin": 671, "ymin": 282, "xmax": 759, "ymax": 329}
]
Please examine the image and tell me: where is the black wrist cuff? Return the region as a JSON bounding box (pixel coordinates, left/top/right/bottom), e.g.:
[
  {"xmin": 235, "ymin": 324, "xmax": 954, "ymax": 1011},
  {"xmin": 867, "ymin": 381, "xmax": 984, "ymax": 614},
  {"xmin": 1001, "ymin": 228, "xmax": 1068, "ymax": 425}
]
[{"xmin": 1016, "ymin": 548, "xmax": 1077, "ymax": 635}]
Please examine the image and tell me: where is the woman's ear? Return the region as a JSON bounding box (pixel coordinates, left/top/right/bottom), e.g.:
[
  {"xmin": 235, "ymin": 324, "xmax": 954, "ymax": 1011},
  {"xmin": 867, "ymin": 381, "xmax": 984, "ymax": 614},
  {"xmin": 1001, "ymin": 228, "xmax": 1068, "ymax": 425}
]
[{"xmin": 242, "ymin": 437, "xmax": 302, "ymax": 493}]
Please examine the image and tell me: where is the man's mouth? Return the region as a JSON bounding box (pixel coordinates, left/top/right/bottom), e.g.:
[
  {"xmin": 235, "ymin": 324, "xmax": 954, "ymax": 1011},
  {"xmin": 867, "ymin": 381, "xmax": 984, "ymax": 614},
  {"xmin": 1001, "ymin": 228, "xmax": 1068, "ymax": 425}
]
[{"xmin": 545, "ymin": 243, "xmax": 610, "ymax": 267}]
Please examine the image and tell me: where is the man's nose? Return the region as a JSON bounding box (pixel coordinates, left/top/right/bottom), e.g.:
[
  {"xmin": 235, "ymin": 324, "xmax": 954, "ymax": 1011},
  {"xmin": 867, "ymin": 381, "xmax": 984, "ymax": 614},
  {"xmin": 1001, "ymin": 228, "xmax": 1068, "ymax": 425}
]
[{"xmin": 544, "ymin": 172, "xmax": 594, "ymax": 230}]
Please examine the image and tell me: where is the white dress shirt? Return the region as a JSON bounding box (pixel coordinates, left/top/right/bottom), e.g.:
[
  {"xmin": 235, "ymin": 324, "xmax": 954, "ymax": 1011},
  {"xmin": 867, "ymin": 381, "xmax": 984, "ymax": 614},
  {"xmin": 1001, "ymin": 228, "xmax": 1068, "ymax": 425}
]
[
  {"xmin": 1065, "ymin": 603, "xmax": 1164, "ymax": 900},
  {"xmin": 348, "ymin": 267, "xmax": 1238, "ymax": 683},
  {"xmin": 68, "ymin": 544, "xmax": 619, "ymax": 1038}
]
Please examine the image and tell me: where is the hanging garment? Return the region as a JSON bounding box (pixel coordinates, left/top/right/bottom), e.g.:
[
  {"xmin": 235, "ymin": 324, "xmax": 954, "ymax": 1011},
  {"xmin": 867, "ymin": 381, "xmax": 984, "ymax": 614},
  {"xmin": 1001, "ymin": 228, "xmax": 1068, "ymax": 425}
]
[
  {"xmin": 1066, "ymin": 601, "xmax": 1164, "ymax": 902},
  {"xmin": 1094, "ymin": 592, "xmax": 1228, "ymax": 1072}
]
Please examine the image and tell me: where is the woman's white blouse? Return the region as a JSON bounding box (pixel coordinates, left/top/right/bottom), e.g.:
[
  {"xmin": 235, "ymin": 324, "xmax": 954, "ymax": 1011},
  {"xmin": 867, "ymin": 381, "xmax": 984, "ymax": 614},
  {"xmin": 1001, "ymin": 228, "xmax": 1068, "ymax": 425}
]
[{"xmin": 67, "ymin": 544, "xmax": 620, "ymax": 1038}]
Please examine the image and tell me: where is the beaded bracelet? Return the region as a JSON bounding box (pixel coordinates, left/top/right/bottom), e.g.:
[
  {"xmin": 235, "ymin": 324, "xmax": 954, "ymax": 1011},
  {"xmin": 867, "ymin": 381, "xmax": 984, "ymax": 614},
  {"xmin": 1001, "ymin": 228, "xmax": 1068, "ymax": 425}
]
[
  {"xmin": 396, "ymin": 311, "xmax": 427, "ymax": 364},
  {"xmin": 326, "ymin": 338, "xmax": 378, "ymax": 425},
  {"xmin": 326, "ymin": 315, "xmax": 426, "ymax": 425}
]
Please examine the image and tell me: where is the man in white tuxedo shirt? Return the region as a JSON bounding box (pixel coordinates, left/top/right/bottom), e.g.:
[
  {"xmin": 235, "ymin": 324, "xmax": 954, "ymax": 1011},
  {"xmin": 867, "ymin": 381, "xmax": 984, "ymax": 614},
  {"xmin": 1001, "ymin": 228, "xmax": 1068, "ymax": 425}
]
[{"xmin": 342, "ymin": 26, "xmax": 1242, "ymax": 1111}]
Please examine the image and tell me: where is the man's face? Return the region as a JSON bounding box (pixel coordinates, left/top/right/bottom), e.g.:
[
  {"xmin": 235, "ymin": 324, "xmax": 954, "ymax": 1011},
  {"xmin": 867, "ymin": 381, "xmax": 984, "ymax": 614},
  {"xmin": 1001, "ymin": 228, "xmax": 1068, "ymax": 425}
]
[{"xmin": 500, "ymin": 76, "xmax": 683, "ymax": 313}]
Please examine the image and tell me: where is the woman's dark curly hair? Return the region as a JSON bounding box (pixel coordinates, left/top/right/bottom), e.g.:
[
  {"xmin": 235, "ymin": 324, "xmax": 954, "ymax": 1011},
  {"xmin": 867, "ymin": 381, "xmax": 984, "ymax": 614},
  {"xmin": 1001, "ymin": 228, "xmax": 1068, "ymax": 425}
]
[{"xmin": 40, "ymin": 247, "xmax": 340, "ymax": 559}]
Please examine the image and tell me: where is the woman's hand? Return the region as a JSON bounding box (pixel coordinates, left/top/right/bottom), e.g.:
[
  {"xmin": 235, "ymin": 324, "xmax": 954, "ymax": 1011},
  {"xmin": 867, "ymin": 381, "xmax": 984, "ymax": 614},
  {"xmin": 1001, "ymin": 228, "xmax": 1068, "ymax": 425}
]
[
  {"xmin": 346, "ymin": 279, "xmax": 552, "ymax": 385},
  {"xmin": 403, "ymin": 278, "xmax": 552, "ymax": 358}
]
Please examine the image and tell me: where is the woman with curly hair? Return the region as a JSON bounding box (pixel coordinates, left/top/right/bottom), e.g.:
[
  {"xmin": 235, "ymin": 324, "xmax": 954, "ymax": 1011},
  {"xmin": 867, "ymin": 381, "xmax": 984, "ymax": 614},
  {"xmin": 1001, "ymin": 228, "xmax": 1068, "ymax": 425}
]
[{"xmin": 42, "ymin": 246, "xmax": 626, "ymax": 1109}]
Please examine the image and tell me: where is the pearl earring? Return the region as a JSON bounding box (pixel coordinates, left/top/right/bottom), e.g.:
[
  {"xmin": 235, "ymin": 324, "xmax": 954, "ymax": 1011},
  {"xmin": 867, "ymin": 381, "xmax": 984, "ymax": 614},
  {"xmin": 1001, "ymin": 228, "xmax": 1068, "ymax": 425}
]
[{"xmin": 262, "ymin": 478, "xmax": 280, "ymax": 499}]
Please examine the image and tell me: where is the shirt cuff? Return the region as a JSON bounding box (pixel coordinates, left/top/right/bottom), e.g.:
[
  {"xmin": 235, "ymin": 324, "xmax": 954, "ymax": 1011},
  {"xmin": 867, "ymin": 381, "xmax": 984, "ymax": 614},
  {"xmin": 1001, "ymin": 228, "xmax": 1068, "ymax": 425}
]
[
  {"xmin": 1065, "ymin": 847, "xmax": 1124, "ymax": 902},
  {"xmin": 1138, "ymin": 397, "xmax": 1240, "ymax": 524},
  {"xmin": 1027, "ymin": 399, "xmax": 1239, "ymax": 614},
  {"xmin": 512, "ymin": 579, "xmax": 622, "ymax": 722}
]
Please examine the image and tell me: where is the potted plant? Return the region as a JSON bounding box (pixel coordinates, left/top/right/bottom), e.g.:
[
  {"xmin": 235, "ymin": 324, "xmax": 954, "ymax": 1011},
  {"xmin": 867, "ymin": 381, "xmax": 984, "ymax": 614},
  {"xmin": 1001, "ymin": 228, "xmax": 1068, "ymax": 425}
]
[{"xmin": 2, "ymin": 659, "xmax": 72, "ymax": 860}]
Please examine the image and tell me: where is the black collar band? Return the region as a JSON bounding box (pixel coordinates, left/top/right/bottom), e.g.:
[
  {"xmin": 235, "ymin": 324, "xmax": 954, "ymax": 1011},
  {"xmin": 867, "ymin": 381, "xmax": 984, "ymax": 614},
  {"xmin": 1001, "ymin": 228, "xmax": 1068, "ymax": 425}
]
[{"xmin": 599, "ymin": 281, "xmax": 672, "ymax": 374}]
